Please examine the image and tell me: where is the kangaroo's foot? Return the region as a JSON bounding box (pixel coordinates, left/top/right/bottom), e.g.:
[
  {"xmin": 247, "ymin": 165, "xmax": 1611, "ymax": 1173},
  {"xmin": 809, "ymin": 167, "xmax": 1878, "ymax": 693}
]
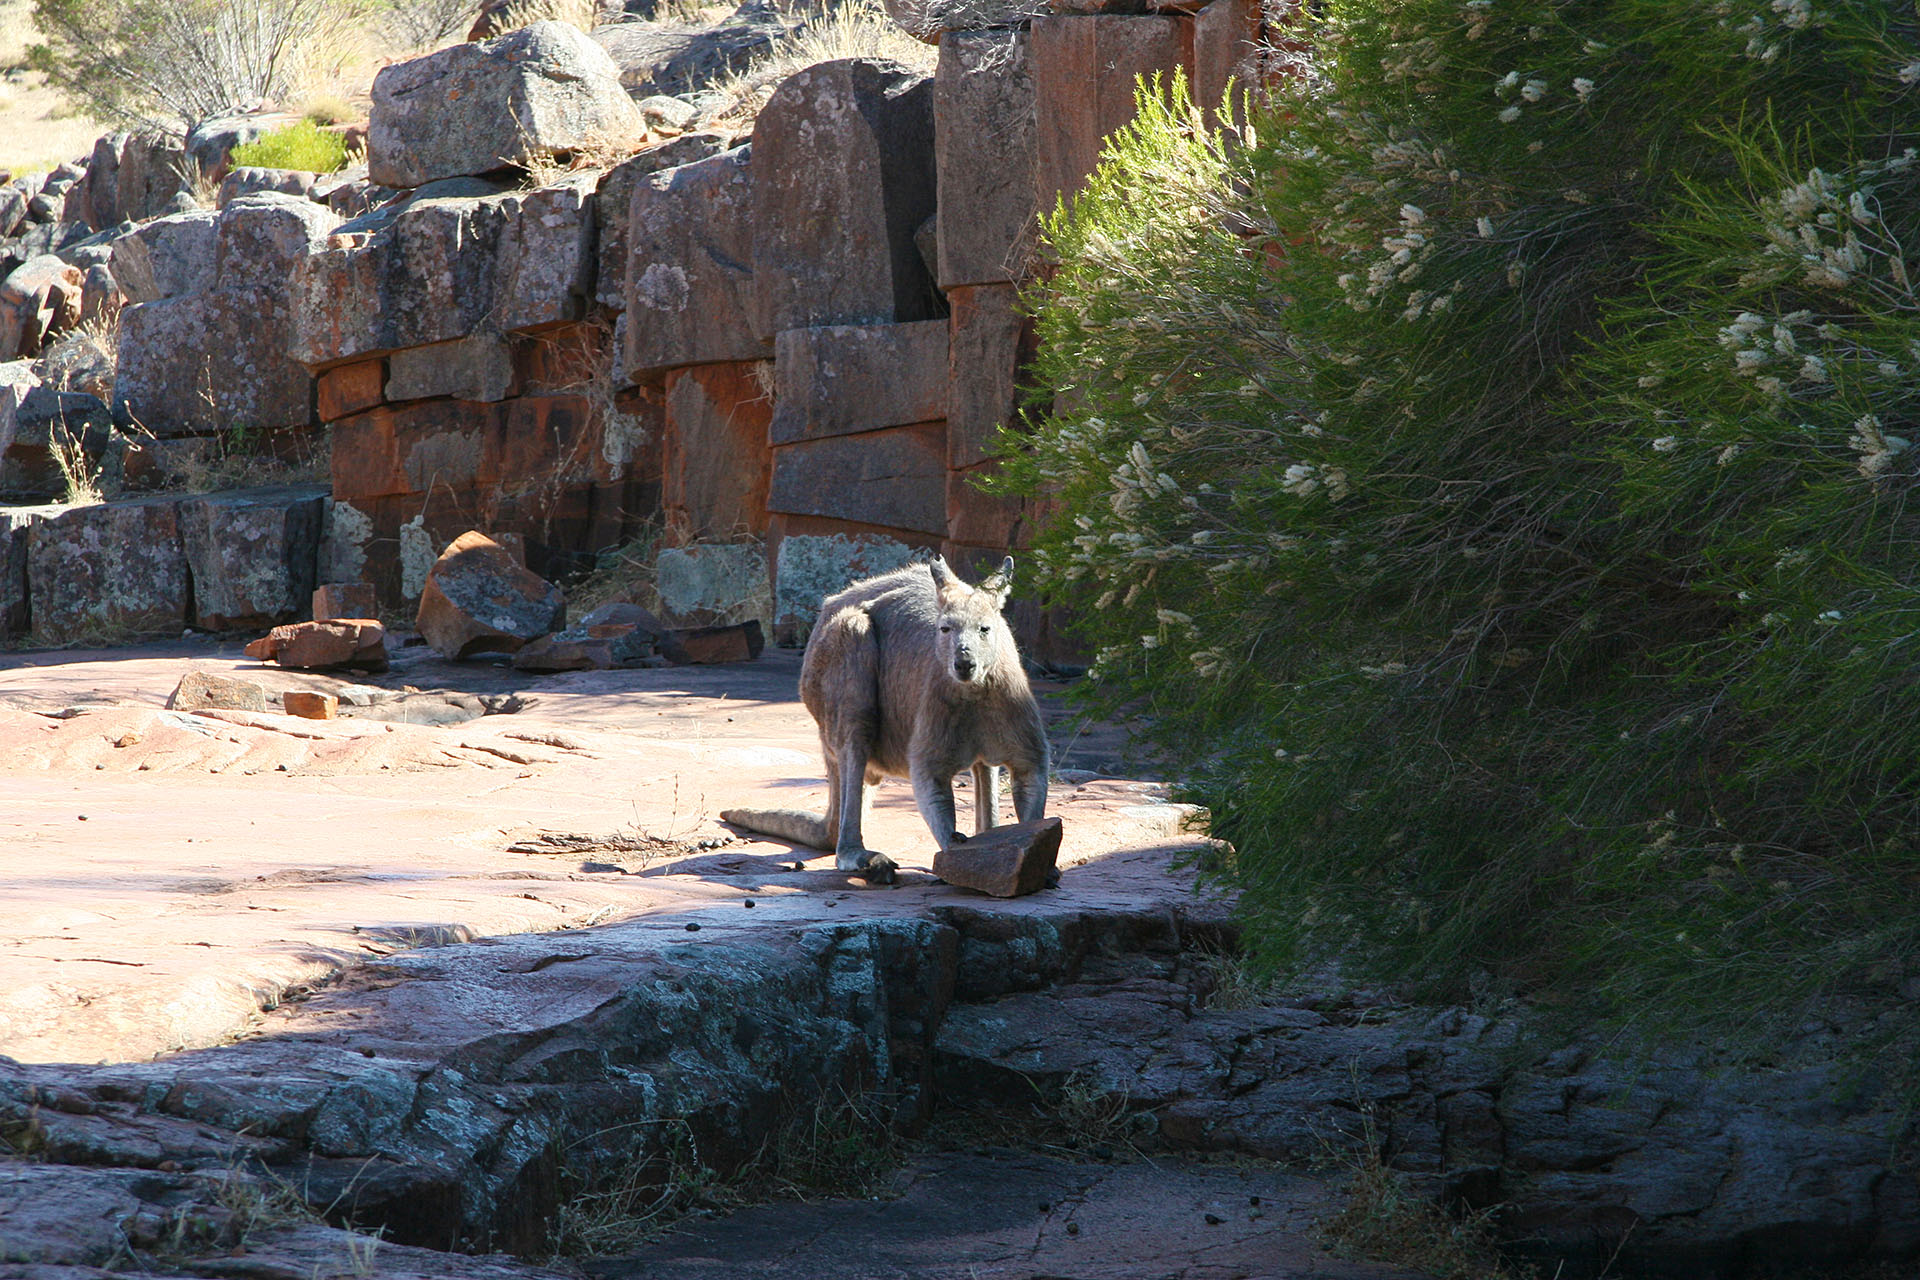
[{"xmin": 836, "ymin": 848, "xmax": 899, "ymax": 886}]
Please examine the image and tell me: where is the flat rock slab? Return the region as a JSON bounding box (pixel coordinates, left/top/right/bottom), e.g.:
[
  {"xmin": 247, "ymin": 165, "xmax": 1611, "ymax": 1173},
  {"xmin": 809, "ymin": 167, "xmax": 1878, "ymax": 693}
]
[
  {"xmin": 934, "ymin": 815, "xmax": 1062, "ymax": 896},
  {"xmin": 0, "ymin": 640, "xmax": 1189, "ymax": 1066},
  {"xmin": 588, "ymin": 1152, "xmax": 1419, "ymax": 1280}
]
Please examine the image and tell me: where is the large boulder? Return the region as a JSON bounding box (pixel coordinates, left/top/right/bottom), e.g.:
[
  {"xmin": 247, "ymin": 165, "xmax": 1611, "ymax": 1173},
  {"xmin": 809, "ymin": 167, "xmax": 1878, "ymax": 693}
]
[
  {"xmin": 369, "ymin": 21, "xmax": 646, "ymax": 188},
  {"xmin": 415, "ymin": 530, "xmax": 566, "ymax": 659},
  {"xmin": 750, "ymin": 59, "xmax": 939, "ymax": 339},
  {"xmin": 291, "ymin": 175, "xmax": 594, "ymax": 366},
  {"xmin": 177, "ymin": 486, "xmax": 328, "ymax": 632},
  {"xmin": 216, "ymin": 166, "xmax": 318, "ymax": 209},
  {"xmin": 112, "ymin": 133, "xmax": 192, "ymax": 223},
  {"xmin": 771, "ymin": 530, "xmax": 926, "ymax": 644},
  {"xmin": 623, "ymin": 145, "xmax": 764, "ymax": 379},
  {"xmin": 26, "ymin": 495, "xmax": 190, "ymax": 645}
]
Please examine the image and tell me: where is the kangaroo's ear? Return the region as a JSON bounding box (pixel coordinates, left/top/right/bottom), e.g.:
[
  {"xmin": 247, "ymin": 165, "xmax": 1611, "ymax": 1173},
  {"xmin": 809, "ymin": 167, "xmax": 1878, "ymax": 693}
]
[
  {"xmin": 978, "ymin": 555, "xmax": 1015, "ymax": 603},
  {"xmin": 928, "ymin": 556, "xmax": 960, "ymax": 591}
]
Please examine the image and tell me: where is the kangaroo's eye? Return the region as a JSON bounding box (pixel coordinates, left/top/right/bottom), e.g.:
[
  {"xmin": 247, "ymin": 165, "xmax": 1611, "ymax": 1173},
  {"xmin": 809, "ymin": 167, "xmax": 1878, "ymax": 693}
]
[
  {"xmin": 940, "ymin": 625, "xmax": 952, "ymax": 633},
  {"xmin": 980, "ymin": 625, "xmax": 991, "ymax": 633}
]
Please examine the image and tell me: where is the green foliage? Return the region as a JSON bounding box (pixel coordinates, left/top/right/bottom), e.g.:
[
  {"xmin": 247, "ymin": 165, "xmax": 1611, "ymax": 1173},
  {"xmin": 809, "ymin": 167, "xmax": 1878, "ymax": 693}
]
[
  {"xmin": 1003, "ymin": 2, "xmax": 1920, "ymax": 1044},
  {"xmin": 229, "ymin": 119, "xmax": 348, "ymax": 172}
]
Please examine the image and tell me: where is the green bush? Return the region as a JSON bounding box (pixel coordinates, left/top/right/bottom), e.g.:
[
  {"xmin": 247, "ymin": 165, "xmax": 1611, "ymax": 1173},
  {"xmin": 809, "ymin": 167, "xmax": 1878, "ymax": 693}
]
[
  {"xmin": 229, "ymin": 119, "xmax": 349, "ymax": 173},
  {"xmin": 1002, "ymin": 1, "xmax": 1920, "ymax": 1043}
]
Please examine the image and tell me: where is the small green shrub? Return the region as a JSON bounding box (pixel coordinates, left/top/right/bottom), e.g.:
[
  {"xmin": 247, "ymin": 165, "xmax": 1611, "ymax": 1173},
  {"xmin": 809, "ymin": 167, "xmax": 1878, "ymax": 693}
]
[
  {"xmin": 1002, "ymin": 0, "xmax": 1920, "ymax": 1048},
  {"xmin": 229, "ymin": 119, "xmax": 348, "ymax": 172}
]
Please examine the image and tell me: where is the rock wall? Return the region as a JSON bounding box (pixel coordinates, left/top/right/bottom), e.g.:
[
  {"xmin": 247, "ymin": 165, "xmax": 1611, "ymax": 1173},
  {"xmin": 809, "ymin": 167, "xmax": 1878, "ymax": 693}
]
[
  {"xmin": 0, "ymin": 0, "xmax": 1276, "ymax": 648},
  {"xmin": 2, "ymin": 903, "xmax": 1912, "ymax": 1276}
]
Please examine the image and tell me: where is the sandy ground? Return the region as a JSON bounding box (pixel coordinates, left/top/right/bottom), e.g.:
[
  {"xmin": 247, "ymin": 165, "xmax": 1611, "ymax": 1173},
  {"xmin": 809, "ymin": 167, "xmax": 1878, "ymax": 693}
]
[
  {"xmin": 0, "ymin": 635, "xmax": 1200, "ymax": 1067},
  {"xmin": 0, "ymin": 0, "xmax": 104, "ymax": 176}
]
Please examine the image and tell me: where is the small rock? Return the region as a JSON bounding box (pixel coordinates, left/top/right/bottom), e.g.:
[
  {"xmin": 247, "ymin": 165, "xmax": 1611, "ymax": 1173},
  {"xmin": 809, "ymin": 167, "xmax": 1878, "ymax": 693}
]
[
  {"xmin": 638, "ymin": 94, "xmax": 700, "ymax": 133},
  {"xmin": 661, "ymin": 619, "xmax": 765, "ymax": 665},
  {"xmin": 312, "ymin": 582, "xmax": 376, "ymax": 621},
  {"xmin": 931, "ymin": 817, "xmax": 1063, "ymax": 898},
  {"xmin": 1204, "ymin": 1212, "xmax": 1223, "ymax": 1225},
  {"xmin": 283, "ymin": 690, "xmax": 339, "ymax": 720},
  {"xmin": 245, "ymin": 618, "xmax": 388, "ymax": 671},
  {"xmin": 166, "ymin": 671, "xmax": 269, "ymax": 713}
]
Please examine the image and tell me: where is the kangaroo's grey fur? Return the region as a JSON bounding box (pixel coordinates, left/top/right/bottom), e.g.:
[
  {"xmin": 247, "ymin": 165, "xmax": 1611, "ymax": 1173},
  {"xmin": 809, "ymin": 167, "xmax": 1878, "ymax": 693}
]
[{"xmin": 720, "ymin": 555, "xmax": 1050, "ymax": 883}]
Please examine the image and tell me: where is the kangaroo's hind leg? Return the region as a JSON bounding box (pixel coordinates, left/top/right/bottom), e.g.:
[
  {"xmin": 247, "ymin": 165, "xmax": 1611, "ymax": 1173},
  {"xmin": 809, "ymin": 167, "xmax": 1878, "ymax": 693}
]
[
  {"xmin": 972, "ymin": 762, "xmax": 1002, "ymax": 835},
  {"xmin": 804, "ymin": 607, "xmax": 896, "ymax": 884}
]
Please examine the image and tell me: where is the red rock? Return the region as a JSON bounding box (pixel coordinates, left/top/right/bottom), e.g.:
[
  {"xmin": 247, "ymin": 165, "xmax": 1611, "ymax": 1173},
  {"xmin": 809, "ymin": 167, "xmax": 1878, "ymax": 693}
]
[
  {"xmin": 663, "ymin": 619, "xmax": 764, "ymax": 665},
  {"xmin": 317, "ymin": 358, "xmax": 386, "ymax": 422},
  {"xmin": 663, "ymin": 362, "xmax": 774, "ymax": 544},
  {"xmin": 282, "ymin": 690, "xmax": 339, "ymax": 719},
  {"xmin": 947, "ymin": 462, "xmax": 1029, "ymax": 548},
  {"xmin": 414, "ymin": 530, "xmax": 566, "ymax": 659},
  {"xmin": 750, "ymin": 60, "xmax": 939, "ymax": 339},
  {"xmin": 1192, "ymin": 0, "xmax": 1268, "ymax": 124},
  {"xmin": 249, "ymin": 618, "xmax": 388, "ymax": 670},
  {"xmin": 623, "ymin": 145, "xmax": 765, "ymax": 379},
  {"xmin": 767, "ymin": 422, "xmax": 947, "ymax": 536},
  {"xmin": 1031, "ymin": 14, "xmax": 1192, "ymax": 205},
  {"xmin": 935, "ymin": 31, "xmax": 1039, "ymax": 288},
  {"xmin": 948, "ymin": 283, "xmax": 1038, "ymax": 469},
  {"xmin": 932, "ymin": 816, "xmax": 1063, "ymax": 897},
  {"xmin": 769, "ymin": 321, "xmax": 948, "ymax": 446}
]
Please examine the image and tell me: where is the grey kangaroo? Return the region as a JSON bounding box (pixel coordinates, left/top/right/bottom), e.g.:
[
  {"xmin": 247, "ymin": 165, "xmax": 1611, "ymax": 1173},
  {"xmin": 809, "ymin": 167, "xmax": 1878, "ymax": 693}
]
[{"xmin": 722, "ymin": 555, "xmax": 1050, "ymax": 883}]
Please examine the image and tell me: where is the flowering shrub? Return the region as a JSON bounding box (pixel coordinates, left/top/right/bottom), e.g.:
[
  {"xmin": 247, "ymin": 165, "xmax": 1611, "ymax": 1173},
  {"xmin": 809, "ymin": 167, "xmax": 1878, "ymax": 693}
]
[{"xmin": 1000, "ymin": 0, "xmax": 1920, "ymax": 1037}]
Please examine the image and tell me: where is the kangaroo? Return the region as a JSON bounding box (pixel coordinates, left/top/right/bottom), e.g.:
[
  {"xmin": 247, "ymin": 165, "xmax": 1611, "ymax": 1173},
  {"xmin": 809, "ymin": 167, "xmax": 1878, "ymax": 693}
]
[{"xmin": 722, "ymin": 555, "xmax": 1051, "ymax": 884}]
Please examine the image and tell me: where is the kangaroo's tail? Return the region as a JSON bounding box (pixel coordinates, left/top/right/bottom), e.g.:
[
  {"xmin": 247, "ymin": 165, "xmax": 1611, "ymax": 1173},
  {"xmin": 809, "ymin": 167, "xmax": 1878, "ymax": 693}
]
[{"xmin": 719, "ymin": 807, "xmax": 832, "ymax": 850}]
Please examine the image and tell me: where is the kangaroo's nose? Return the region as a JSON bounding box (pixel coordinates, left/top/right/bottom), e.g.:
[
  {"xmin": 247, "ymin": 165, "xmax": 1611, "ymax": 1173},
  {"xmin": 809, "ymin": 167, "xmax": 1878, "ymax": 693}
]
[{"xmin": 954, "ymin": 656, "xmax": 976, "ymax": 680}]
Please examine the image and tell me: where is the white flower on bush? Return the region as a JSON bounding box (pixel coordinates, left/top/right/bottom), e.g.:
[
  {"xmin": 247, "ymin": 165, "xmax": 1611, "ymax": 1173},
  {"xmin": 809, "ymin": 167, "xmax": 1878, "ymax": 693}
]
[
  {"xmin": 1798, "ymin": 354, "xmax": 1828, "ymax": 382},
  {"xmin": 1400, "ymin": 203, "xmax": 1427, "ymax": 226},
  {"xmin": 1734, "ymin": 348, "xmax": 1769, "ymax": 373},
  {"xmin": 1281, "ymin": 463, "xmax": 1321, "ymax": 497},
  {"xmin": 1849, "ymin": 413, "xmax": 1911, "ymax": 477},
  {"xmin": 1498, "ymin": 105, "xmax": 1522, "ymax": 123},
  {"xmin": 1572, "ymin": 76, "xmax": 1595, "ymax": 101},
  {"xmin": 1756, "ymin": 376, "xmax": 1787, "ymax": 398},
  {"xmin": 1652, "ymin": 436, "xmax": 1681, "ymax": 453},
  {"xmin": 1771, "ymin": 0, "xmax": 1813, "ymax": 28},
  {"xmin": 1902, "ymin": 60, "xmax": 1920, "ymax": 85},
  {"xmin": 1477, "ymin": 215, "xmax": 1495, "ymax": 238},
  {"xmin": 1520, "ymin": 77, "xmax": 1547, "ymax": 102}
]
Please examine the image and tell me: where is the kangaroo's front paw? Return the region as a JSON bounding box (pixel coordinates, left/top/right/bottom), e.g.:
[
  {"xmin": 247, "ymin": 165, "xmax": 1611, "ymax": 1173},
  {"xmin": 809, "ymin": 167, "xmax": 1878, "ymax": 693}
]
[{"xmin": 948, "ymin": 831, "xmax": 968, "ymax": 844}]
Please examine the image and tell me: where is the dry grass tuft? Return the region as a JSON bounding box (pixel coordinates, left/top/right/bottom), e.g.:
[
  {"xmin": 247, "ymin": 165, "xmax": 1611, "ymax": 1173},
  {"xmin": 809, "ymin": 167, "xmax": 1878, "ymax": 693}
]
[
  {"xmin": 703, "ymin": 0, "xmax": 935, "ymax": 128},
  {"xmin": 497, "ymin": 0, "xmax": 602, "ymax": 34},
  {"xmin": 1320, "ymin": 1109, "xmax": 1522, "ymax": 1280}
]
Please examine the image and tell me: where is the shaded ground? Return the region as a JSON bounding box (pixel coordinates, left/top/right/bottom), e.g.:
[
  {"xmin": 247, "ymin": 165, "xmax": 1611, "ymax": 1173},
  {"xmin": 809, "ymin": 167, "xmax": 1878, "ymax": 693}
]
[{"xmin": 589, "ymin": 1152, "xmax": 1423, "ymax": 1280}]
